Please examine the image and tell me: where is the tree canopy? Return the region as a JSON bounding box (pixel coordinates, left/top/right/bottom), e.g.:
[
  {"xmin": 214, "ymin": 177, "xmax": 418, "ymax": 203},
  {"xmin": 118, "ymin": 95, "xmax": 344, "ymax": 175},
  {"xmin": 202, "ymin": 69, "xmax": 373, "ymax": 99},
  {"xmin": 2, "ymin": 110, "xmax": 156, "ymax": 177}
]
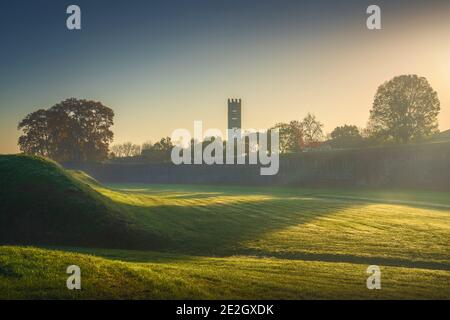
[
  {"xmin": 368, "ymin": 75, "xmax": 440, "ymax": 143},
  {"xmin": 18, "ymin": 98, "xmax": 114, "ymax": 162},
  {"xmin": 141, "ymin": 137, "xmax": 173, "ymax": 162},
  {"xmin": 271, "ymin": 121, "xmax": 304, "ymax": 153},
  {"xmin": 329, "ymin": 125, "xmax": 363, "ymax": 149},
  {"xmin": 271, "ymin": 114, "xmax": 324, "ymax": 153}
]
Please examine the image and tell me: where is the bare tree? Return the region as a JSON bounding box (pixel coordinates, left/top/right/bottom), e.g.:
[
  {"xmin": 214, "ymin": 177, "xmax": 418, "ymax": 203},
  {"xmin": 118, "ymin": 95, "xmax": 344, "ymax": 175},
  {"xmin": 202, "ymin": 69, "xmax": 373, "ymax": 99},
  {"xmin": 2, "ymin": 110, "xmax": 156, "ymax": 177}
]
[
  {"xmin": 141, "ymin": 141, "xmax": 153, "ymax": 152},
  {"xmin": 301, "ymin": 113, "xmax": 324, "ymax": 145},
  {"xmin": 110, "ymin": 142, "xmax": 141, "ymax": 158}
]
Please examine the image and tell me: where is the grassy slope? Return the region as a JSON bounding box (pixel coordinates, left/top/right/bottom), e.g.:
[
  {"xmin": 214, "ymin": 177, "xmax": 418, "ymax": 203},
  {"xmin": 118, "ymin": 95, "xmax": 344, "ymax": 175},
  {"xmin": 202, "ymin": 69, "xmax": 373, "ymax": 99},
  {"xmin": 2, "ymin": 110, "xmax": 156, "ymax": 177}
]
[
  {"xmin": 0, "ymin": 155, "xmax": 162, "ymax": 249},
  {"xmin": 0, "ymin": 155, "xmax": 449, "ymax": 299}
]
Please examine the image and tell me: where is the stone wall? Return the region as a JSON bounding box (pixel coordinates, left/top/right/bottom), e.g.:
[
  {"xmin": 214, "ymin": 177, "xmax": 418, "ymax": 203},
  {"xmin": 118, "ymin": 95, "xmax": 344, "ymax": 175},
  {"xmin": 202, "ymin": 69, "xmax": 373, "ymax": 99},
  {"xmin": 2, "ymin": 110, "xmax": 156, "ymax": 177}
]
[{"xmin": 63, "ymin": 141, "xmax": 450, "ymax": 190}]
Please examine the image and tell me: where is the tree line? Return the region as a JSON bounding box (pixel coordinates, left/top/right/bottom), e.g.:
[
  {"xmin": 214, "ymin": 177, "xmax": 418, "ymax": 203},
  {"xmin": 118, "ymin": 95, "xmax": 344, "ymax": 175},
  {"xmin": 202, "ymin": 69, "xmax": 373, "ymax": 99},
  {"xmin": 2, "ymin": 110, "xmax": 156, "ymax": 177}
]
[{"xmin": 18, "ymin": 74, "xmax": 441, "ymax": 162}]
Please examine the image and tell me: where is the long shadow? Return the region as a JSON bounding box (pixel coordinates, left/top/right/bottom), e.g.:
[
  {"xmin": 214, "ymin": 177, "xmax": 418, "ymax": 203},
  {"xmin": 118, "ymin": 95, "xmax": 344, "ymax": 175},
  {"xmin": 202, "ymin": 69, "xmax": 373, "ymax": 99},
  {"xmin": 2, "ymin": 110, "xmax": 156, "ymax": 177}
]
[
  {"xmin": 49, "ymin": 246, "xmax": 200, "ymax": 264},
  {"xmin": 239, "ymin": 249, "xmax": 450, "ymax": 271},
  {"xmin": 121, "ymin": 197, "xmax": 346, "ymax": 253},
  {"xmin": 104, "ymin": 189, "xmax": 449, "ymax": 270},
  {"xmin": 49, "ymin": 183, "xmax": 449, "ymax": 271},
  {"xmin": 165, "ymin": 193, "xmax": 225, "ymax": 200}
]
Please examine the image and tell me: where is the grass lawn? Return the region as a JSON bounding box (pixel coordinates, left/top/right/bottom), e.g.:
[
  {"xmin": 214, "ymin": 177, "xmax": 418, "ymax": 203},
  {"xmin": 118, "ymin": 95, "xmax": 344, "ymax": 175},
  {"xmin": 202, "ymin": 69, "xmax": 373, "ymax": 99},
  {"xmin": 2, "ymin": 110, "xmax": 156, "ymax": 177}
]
[
  {"xmin": 1, "ymin": 246, "xmax": 450, "ymax": 299},
  {"xmin": 1, "ymin": 176, "xmax": 449, "ymax": 299},
  {"xmin": 94, "ymin": 182, "xmax": 450, "ymax": 268}
]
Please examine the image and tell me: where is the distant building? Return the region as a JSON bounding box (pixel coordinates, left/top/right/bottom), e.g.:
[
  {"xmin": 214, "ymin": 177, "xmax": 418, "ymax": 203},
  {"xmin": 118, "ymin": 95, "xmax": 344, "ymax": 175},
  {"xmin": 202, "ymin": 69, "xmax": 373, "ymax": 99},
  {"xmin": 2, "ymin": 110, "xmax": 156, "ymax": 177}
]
[{"xmin": 228, "ymin": 98, "xmax": 241, "ymax": 139}]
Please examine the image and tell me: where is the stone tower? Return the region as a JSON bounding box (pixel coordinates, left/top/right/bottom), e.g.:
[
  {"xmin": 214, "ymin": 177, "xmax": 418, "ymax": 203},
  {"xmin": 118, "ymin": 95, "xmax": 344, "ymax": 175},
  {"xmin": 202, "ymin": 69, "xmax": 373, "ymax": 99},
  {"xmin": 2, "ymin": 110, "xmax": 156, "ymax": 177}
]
[{"xmin": 227, "ymin": 98, "xmax": 241, "ymax": 133}]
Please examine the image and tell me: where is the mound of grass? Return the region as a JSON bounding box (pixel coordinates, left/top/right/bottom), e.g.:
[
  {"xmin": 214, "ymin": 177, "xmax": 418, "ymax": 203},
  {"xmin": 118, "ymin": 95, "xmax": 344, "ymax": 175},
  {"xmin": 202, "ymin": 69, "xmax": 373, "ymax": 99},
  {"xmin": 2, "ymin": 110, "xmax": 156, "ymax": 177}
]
[{"xmin": 0, "ymin": 155, "xmax": 163, "ymax": 249}]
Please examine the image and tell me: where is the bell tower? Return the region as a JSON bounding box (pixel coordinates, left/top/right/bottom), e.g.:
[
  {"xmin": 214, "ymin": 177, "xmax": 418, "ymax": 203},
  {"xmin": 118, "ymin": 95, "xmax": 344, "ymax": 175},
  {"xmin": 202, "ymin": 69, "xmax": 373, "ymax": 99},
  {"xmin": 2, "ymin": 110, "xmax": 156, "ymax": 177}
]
[{"xmin": 227, "ymin": 98, "xmax": 241, "ymax": 133}]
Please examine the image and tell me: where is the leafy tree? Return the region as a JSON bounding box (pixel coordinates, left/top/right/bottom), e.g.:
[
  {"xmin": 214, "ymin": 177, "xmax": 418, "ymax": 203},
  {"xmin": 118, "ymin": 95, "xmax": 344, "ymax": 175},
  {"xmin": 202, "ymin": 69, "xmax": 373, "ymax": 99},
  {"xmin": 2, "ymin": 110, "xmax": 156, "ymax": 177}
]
[
  {"xmin": 152, "ymin": 137, "xmax": 173, "ymax": 152},
  {"xmin": 301, "ymin": 113, "xmax": 324, "ymax": 146},
  {"xmin": 368, "ymin": 75, "xmax": 440, "ymax": 143},
  {"xmin": 141, "ymin": 137, "xmax": 173, "ymax": 162},
  {"xmin": 18, "ymin": 98, "xmax": 114, "ymax": 162},
  {"xmin": 329, "ymin": 125, "xmax": 363, "ymax": 149},
  {"xmin": 271, "ymin": 121, "xmax": 304, "ymax": 153},
  {"xmin": 17, "ymin": 109, "xmax": 52, "ymax": 157}
]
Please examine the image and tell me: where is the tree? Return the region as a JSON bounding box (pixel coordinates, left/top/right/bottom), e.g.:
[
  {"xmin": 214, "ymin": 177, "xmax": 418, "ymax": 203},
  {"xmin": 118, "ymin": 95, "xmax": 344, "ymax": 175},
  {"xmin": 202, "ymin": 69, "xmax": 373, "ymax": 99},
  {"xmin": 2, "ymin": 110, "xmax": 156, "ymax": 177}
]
[
  {"xmin": 18, "ymin": 98, "xmax": 114, "ymax": 162},
  {"xmin": 329, "ymin": 125, "xmax": 363, "ymax": 149},
  {"xmin": 271, "ymin": 121, "xmax": 304, "ymax": 153},
  {"xmin": 17, "ymin": 109, "xmax": 52, "ymax": 157},
  {"xmin": 110, "ymin": 142, "xmax": 141, "ymax": 158},
  {"xmin": 368, "ymin": 75, "xmax": 440, "ymax": 143},
  {"xmin": 141, "ymin": 137, "xmax": 173, "ymax": 162},
  {"xmin": 141, "ymin": 141, "xmax": 153, "ymax": 152},
  {"xmin": 152, "ymin": 137, "xmax": 173, "ymax": 152},
  {"xmin": 301, "ymin": 113, "xmax": 324, "ymax": 146}
]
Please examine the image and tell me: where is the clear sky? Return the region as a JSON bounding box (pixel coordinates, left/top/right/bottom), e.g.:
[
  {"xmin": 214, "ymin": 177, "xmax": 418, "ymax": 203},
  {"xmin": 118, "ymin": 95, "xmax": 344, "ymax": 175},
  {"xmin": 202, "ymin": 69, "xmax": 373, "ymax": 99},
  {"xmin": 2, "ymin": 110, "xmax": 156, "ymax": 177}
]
[{"xmin": 1, "ymin": 0, "xmax": 449, "ymax": 153}]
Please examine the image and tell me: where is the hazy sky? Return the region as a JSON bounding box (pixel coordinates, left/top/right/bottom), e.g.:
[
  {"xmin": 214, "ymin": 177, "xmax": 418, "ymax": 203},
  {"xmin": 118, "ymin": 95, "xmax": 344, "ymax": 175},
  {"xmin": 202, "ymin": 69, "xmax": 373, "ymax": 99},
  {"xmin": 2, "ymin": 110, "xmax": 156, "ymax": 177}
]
[{"xmin": 1, "ymin": 0, "xmax": 449, "ymax": 153}]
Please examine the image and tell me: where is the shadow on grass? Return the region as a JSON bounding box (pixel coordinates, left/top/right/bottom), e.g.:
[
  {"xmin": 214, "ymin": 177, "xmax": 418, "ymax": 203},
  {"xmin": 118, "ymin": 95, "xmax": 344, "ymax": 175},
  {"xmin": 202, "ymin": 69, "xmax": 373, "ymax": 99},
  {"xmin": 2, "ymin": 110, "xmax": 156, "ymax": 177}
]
[
  {"xmin": 48, "ymin": 195, "xmax": 361, "ymax": 263},
  {"xmin": 118, "ymin": 196, "xmax": 357, "ymax": 255},
  {"xmin": 0, "ymin": 264, "xmax": 22, "ymax": 278},
  {"xmin": 239, "ymin": 249, "xmax": 450, "ymax": 271},
  {"xmin": 89, "ymin": 188, "xmax": 450, "ymax": 271},
  {"xmin": 50, "ymin": 246, "xmax": 199, "ymax": 264},
  {"xmin": 164, "ymin": 193, "xmax": 226, "ymax": 200}
]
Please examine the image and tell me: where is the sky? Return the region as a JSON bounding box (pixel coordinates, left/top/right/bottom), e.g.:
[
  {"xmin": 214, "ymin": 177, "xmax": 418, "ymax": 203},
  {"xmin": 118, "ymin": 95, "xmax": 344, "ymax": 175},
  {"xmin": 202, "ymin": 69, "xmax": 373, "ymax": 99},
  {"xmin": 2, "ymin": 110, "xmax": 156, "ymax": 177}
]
[{"xmin": 1, "ymin": 0, "xmax": 449, "ymax": 153}]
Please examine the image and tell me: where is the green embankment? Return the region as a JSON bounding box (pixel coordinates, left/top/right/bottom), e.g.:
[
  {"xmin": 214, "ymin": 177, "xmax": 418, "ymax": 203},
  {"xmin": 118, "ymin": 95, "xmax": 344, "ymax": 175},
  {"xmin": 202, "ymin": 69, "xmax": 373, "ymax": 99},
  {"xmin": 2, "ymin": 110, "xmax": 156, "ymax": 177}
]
[
  {"xmin": 0, "ymin": 155, "xmax": 449, "ymax": 299},
  {"xmin": 0, "ymin": 155, "xmax": 163, "ymax": 249}
]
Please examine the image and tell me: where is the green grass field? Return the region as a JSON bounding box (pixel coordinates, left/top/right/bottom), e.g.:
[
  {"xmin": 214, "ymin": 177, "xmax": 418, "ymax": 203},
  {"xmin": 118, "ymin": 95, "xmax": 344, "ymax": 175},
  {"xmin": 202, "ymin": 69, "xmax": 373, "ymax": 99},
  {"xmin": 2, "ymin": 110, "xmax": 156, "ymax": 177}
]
[{"xmin": 0, "ymin": 155, "xmax": 449, "ymax": 299}]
